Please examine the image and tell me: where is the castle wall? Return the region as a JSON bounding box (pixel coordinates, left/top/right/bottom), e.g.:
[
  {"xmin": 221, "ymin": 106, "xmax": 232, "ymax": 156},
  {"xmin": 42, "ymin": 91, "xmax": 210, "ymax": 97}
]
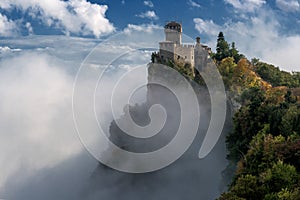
[
  {"xmin": 158, "ymin": 22, "xmax": 211, "ymax": 74},
  {"xmin": 174, "ymin": 44, "xmax": 194, "ymax": 67},
  {"xmin": 159, "ymin": 42, "xmax": 175, "ymax": 63},
  {"xmin": 194, "ymin": 43, "xmax": 202, "ymax": 71},
  {"xmin": 194, "ymin": 43, "xmax": 209, "ymax": 72}
]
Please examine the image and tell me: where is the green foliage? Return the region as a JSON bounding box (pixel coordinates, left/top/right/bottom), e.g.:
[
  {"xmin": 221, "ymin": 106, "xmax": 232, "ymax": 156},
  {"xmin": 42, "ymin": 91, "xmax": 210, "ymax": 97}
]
[
  {"xmin": 218, "ymin": 57, "xmax": 236, "ymax": 88},
  {"xmin": 230, "ymin": 42, "xmax": 244, "ymax": 64},
  {"xmin": 221, "ymin": 133, "xmax": 300, "ymax": 199},
  {"xmin": 262, "ymin": 161, "xmax": 298, "ymax": 193},
  {"xmin": 151, "ymin": 52, "xmax": 161, "ymax": 63},
  {"xmin": 227, "ymin": 87, "xmax": 268, "ymax": 160},
  {"xmin": 151, "ymin": 31, "xmax": 300, "ymax": 200},
  {"xmin": 230, "ymin": 174, "xmax": 262, "ymax": 199},
  {"xmin": 217, "ymin": 56, "xmax": 267, "ymax": 93},
  {"xmin": 212, "ymin": 32, "xmax": 300, "ymax": 200},
  {"xmin": 213, "ymin": 32, "xmax": 244, "ymax": 63},
  {"xmin": 279, "ymin": 105, "xmax": 300, "ymax": 136},
  {"xmin": 218, "ymin": 192, "xmax": 246, "ymax": 200},
  {"xmin": 277, "ymin": 188, "xmax": 300, "ymax": 200},
  {"xmin": 169, "ymin": 60, "xmax": 194, "ymax": 80},
  {"xmin": 150, "ymin": 52, "xmax": 195, "ymax": 82},
  {"xmin": 253, "ymin": 61, "xmax": 300, "ymax": 88},
  {"xmin": 227, "ymin": 85, "xmax": 300, "ymax": 161},
  {"xmin": 215, "ymin": 32, "xmax": 230, "ymax": 61},
  {"xmin": 268, "ymin": 98, "xmax": 300, "ymax": 137}
]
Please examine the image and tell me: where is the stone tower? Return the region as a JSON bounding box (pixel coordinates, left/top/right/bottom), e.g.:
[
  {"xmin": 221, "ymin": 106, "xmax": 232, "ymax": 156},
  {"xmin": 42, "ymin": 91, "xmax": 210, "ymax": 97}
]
[
  {"xmin": 164, "ymin": 21, "xmax": 182, "ymax": 44},
  {"xmin": 159, "ymin": 21, "xmax": 194, "ymax": 67},
  {"xmin": 158, "ymin": 21, "xmax": 212, "ymax": 73}
]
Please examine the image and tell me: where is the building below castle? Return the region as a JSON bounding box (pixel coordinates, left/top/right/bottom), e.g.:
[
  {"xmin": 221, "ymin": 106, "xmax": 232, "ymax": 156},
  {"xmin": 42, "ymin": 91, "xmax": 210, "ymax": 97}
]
[{"xmin": 158, "ymin": 21, "xmax": 211, "ymax": 71}]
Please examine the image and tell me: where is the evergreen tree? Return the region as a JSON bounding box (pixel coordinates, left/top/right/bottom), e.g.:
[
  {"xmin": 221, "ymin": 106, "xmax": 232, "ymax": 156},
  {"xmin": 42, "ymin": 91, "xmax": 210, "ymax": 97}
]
[
  {"xmin": 230, "ymin": 42, "xmax": 244, "ymax": 63},
  {"xmin": 215, "ymin": 32, "xmax": 230, "ymax": 61}
]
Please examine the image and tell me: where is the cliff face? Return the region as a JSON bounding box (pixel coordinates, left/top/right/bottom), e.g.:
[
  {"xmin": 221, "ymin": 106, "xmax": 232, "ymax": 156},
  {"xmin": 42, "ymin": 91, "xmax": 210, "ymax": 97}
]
[
  {"xmin": 90, "ymin": 84, "xmax": 233, "ymax": 200},
  {"xmin": 87, "ymin": 45, "xmax": 235, "ymax": 200}
]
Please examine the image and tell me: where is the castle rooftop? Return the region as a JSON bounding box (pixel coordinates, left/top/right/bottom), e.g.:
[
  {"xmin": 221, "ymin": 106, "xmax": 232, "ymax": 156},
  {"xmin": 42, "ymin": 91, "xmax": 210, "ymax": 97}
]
[{"xmin": 164, "ymin": 21, "xmax": 182, "ymax": 32}]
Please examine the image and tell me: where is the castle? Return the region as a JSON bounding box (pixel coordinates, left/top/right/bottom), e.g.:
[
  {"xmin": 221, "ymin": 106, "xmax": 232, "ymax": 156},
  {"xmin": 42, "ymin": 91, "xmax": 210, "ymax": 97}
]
[{"xmin": 158, "ymin": 21, "xmax": 211, "ymax": 72}]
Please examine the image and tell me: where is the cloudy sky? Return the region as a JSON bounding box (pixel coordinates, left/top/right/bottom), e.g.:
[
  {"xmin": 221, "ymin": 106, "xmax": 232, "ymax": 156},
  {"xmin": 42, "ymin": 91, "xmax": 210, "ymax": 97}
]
[
  {"xmin": 0, "ymin": 0, "xmax": 299, "ymax": 199},
  {"xmin": 0, "ymin": 0, "xmax": 300, "ymax": 71}
]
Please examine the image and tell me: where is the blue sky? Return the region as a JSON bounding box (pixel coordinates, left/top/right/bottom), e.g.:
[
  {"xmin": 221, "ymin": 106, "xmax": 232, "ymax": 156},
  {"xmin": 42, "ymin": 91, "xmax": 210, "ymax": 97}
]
[
  {"xmin": 0, "ymin": 1, "xmax": 299, "ymax": 198},
  {"xmin": 0, "ymin": 0, "xmax": 300, "ymax": 71}
]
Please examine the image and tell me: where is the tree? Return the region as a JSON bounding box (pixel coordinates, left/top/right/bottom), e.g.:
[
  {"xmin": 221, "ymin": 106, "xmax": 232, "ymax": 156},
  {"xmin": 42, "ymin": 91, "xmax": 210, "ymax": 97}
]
[
  {"xmin": 213, "ymin": 32, "xmax": 244, "ymax": 63},
  {"xmin": 253, "ymin": 61, "xmax": 300, "ymax": 88},
  {"xmin": 230, "ymin": 42, "xmax": 244, "ymax": 63},
  {"xmin": 279, "ymin": 105, "xmax": 300, "ymax": 137},
  {"xmin": 262, "ymin": 161, "xmax": 298, "ymax": 193},
  {"xmin": 215, "ymin": 32, "xmax": 230, "ymax": 62},
  {"xmin": 231, "ymin": 174, "xmax": 263, "ymax": 199},
  {"xmin": 222, "ymin": 134, "xmax": 300, "ymax": 199},
  {"xmin": 218, "ymin": 57, "xmax": 236, "ymax": 88}
]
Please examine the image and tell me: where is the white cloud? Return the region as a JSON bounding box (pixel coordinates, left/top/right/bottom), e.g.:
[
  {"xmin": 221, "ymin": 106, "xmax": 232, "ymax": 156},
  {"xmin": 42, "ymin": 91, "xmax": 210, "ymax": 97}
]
[
  {"xmin": 124, "ymin": 23, "xmax": 161, "ymax": 34},
  {"xmin": 224, "ymin": 0, "xmax": 266, "ymax": 12},
  {"xmin": 121, "ymin": 23, "xmax": 164, "ymax": 49},
  {"xmin": 193, "ymin": 18, "xmax": 221, "ymax": 36},
  {"xmin": 144, "ymin": 0, "xmax": 154, "ymax": 8},
  {"xmin": 276, "ymin": 0, "xmax": 300, "ymax": 12},
  {"xmin": 194, "ymin": 11, "xmax": 300, "ymax": 72},
  {"xmin": 0, "ymin": 52, "xmax": 83, "ymax": 189},
  {"xmin": 136, "ymin": 11, "xmax": 159, "ymax": 20},
  {"xmin": 262, "ymin": 36, "xmax": 300, "ymax": 71},
  {"xmin": 0, "ymin": 32, "xmax": 163, "ymax": 194},
  {"xmin": 0, "ymin": 0, "xmax": 115, "ymax": 38},
  {"xmin": 0, "ymin": 13, "xmax": 18, "ymax": 37},
  {"xmin": 0, "ymin": 46, "xmax": 21, "ymax": 53},
  {"xmin": 0, "ymin": 25, "xmax": 232, "ymax": 198},
  {"xmin": 0, "ymin": 0, "xmax": 11, "ymax": 9},
  {"xmin": 25, "ymin": 22, "xmax": 33, "ymax": 34},
  {"xmin": 187, "ymin": 0, "xmax": 201, "ymax": 8}
]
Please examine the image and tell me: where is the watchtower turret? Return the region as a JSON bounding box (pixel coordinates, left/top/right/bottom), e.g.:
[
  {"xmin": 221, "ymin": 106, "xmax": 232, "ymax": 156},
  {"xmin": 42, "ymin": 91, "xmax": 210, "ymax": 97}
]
[{"xmin": 164, "ymin": 21, "xmax": 182, "ymax": 44}]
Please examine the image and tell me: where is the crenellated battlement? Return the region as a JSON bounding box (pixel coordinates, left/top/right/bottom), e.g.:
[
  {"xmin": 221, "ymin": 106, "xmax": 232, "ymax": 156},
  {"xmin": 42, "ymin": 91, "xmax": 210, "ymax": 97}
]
[{"xmin": 158, "ymin": 21, "xmax": 210, "ymax": 72}]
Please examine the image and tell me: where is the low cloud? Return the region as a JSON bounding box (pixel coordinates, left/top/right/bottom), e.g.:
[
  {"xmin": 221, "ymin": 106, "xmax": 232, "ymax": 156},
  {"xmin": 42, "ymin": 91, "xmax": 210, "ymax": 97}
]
[
  {"xmin": 0, "ymin": 13, "xmax": 18, "ymax": 37},
  {"xmin": 0, "ymin": 0, "xmax": 115, "ymax": 38},
  {"xmin": 0, "ymin": 27, "xmax": 231, "ymax": 200},
  {"xmin": 0, "ymin": 52, "xmax": 83, "ymax": 190},
  {"xmin": 0, "ymin": 46, "xmax": 21, "ymax": 53},
  {"xmin": 136, "ymin": 11, "xmax": 159, "ymax": 20},
  {"xmin": 0, "ymin": 31, "xmax": 159, "ymax": 197},
  {"xmin": 25, "ymin": 22, "xmax": 33, "ymax": 35}
]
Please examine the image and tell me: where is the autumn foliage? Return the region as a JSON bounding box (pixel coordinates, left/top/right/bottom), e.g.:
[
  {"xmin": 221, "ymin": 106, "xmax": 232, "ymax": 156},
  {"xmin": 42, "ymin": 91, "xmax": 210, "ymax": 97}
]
[{"xmin": 212, "ymin": 32, "xmax": 300, "ymax": 200}]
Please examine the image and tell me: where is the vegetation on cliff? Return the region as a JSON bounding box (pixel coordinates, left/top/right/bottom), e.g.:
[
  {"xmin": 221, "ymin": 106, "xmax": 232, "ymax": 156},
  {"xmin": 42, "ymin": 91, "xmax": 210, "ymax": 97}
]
[
  {"xmin": 152, "ymin": 32, "xmax": 300, "ymax": 200},
  {"xmin": 212, "ymin": 33, "xmax": 300, "ymax": 200},
  {"xmin": 151, "ymin": 32, "xmax": 300, "ymax": 199}
]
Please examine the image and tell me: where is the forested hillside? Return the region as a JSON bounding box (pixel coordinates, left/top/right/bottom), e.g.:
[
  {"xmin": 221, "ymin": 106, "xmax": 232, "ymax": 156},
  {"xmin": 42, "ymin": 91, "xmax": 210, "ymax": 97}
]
[
  {"xmin": 212, "ymin": 32, "xmax": 300, "ymax": 200},
  {"xmin": 152, "ymin": 32, "xmax": 300, "ymax": 199}
]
